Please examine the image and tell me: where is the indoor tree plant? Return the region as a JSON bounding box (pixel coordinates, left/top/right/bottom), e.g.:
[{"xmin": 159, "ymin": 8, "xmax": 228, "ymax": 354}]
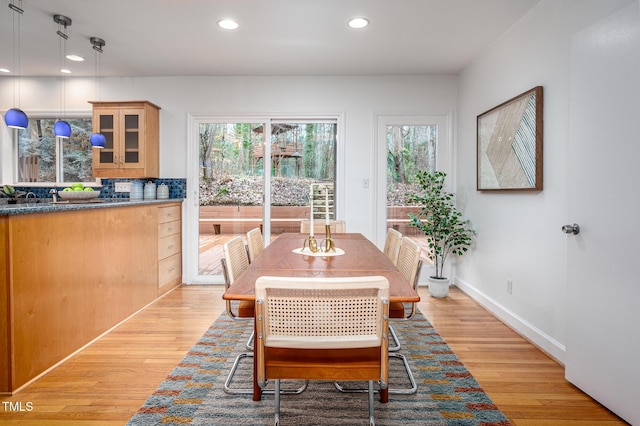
[{"xmin": 408, "ymin": 170, "xmax": 475, "ymax": 297}]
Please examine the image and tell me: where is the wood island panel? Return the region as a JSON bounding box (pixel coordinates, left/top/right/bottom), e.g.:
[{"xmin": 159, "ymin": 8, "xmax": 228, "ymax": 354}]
[
  {"xmin": 0, "ymin": 202, "xmax": 182, "ymax": 393},
  {"xmin": 0, "ymin": 216, "xmax": 10, "ymax": 392}
]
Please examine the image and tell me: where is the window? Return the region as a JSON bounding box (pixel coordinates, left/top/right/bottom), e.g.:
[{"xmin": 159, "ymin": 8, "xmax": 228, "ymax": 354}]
[{"xmin": 16, "ymin": 117, "xmax": 94, "ymax": 183}]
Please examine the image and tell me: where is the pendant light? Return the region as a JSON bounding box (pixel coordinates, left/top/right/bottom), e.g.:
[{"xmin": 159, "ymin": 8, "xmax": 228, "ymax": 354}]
[
  {"xmin": 53, "ymin": 14, "xmax": 72, "ymax": 139},
  {"xmin": 89, "ymin": 37, "xmax": 106, "ymax": 148},
  {"xmin": 4, "ymin": 0, "xmax": 28, "ymax": 129}
]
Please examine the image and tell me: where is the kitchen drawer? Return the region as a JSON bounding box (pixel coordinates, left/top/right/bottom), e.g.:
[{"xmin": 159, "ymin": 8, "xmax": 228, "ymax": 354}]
[
  {"xmin": 158, "ymin": 233, "xmax": 181, "ymax": 260},
  {"xmin": 158, "ymin": 219, "xmax": 180, "ymax": 238},
  {"xmin": 158, "ymin": 253, "xmax": 181, "ymax": 290},
  {"xmin": 158, "ymin": 205, "xmax": 181, "ymax": 224}
]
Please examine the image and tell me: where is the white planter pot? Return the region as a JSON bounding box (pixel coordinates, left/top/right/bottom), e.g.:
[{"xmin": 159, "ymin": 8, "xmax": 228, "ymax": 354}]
[{"xmin": 428, "ymin": 276, "xmax": 450, "ymax": 298}]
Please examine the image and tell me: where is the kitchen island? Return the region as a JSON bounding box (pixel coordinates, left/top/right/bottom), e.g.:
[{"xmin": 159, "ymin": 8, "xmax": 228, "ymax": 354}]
[{"xmin": 0, "ymin": 199, "xmax": 183, "ymax": 394}]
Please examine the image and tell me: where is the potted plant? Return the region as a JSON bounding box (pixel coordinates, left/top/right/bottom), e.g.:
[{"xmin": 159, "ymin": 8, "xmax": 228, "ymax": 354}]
[
  {"xmin": 408, "ymin": 170, "xmax": 475, "ymax": 298},
  {"xmin": 2, "ymin": 185, "xmax": 26, "ymax": 204}
]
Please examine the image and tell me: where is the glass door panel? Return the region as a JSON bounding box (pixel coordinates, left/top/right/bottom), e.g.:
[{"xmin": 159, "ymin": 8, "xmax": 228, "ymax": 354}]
[
  {"xmin": 386, "ymin": 124, "xmax": 436, "ymax": 239},
  {"xmin": 98, "ymin": 114, "xmax": 115, "ymax": 164},
  {"xmin": 123, "ymin": 114, "xmax": 140, "ymax": 164},
  {"xmin": 269, "ymin": 122, "xmax": 336, "ymax": 237},
  {"xmin": 198, "ymin": 122, "xmax": 265, "ymax": 275}
]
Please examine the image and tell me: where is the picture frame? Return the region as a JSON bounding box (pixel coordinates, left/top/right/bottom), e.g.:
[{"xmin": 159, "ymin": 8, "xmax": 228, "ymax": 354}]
[{"xmin": 477, "ymin": 86, "xmax": 543, "ymax": 191}]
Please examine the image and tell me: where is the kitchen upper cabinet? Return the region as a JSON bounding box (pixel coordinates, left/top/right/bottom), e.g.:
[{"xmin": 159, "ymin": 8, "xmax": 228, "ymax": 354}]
[{"xmin": 90, "ymin": 100, "xmax": 160, "ymax": 178}]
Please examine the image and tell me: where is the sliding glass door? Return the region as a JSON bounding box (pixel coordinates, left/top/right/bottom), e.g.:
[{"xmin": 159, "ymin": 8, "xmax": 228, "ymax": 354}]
[{"xmin": 192, "ymin": 118, "xmax": 337, "ymax": 282}]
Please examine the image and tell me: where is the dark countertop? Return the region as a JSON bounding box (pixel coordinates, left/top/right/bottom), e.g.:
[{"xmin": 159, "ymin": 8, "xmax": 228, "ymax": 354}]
[{"xmin": 0, "ymin": 198, "xmax": 183, "ymax": 216}]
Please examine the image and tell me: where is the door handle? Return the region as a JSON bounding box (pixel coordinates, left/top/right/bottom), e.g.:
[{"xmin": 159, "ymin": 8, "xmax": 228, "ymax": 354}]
[{"xmin": 562, "ymin": 223, "xmax": 580, "ymax": 235}]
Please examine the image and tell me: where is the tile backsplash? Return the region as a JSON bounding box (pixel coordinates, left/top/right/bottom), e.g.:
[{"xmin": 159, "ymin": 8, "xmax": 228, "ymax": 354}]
[
  {"xmin": 4, "ymin": 178, "xmax": 187, "ymax": 201},
  {"xmin": 100, "ymin": 178, "xmax": 187, "ymax": 199}
]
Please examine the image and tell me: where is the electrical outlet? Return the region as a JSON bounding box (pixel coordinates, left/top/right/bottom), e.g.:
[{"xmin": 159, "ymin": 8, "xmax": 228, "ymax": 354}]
[
  {"xmin": 115, "ymin": 182, "xmax": 131, "ymax": 192},
  {"xmin": 507, "ymin": 279, "xmax": 513, "ymax": 294}
]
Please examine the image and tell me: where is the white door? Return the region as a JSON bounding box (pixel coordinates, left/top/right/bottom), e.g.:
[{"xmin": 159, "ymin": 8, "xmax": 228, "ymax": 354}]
[
  {"xmin": 566, "ymin": 3, "xmax": 640, "ymax": 424},
  {"xmin": 374, "ymin": 114, "xmax": 452, "ymax": 249}
]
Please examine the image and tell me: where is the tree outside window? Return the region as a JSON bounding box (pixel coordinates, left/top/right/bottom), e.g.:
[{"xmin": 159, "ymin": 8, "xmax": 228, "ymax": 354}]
[{"xmin": 17, "ymin": 117, "xmax": 93, "ymax": 183}]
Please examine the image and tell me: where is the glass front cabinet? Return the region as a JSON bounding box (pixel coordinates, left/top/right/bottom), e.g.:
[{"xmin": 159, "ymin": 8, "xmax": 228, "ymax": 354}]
[{"xmin": 90, "ymin": 100, "xmax": 161, "ymax": 178}]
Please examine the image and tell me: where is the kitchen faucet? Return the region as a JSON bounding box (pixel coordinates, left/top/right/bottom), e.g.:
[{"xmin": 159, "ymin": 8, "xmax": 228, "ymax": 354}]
[{"xmin": 49, "ymin": 188, "xmax": 58, "ymax": 203}]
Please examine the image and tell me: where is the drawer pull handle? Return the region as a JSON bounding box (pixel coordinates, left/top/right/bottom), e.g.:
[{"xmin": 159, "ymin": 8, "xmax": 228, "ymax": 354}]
[{"xmin": 168, "ymin": 244, "xmax": 174, "ymax": 249}]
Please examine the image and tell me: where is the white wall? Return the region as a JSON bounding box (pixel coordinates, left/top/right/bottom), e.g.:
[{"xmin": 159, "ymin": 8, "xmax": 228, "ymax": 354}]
[
  {"xmin": 456, "ymin": 0, "xmax": 633, "ymax": 362},
  {"xmin": 1, "ymin": 75, "xmax": 457, "ymax": 239}
]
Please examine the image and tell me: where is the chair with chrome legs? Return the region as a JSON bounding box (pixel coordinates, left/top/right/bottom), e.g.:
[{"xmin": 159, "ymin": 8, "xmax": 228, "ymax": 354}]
[
  {"xmin": 300, "ymin": 219, "xmax": 347, "ymax": 234},
  {"xmin": 335, "ymin": 236, "xmax": 421, "ymax": 396},
  {"xmin": 222, "ymin": 236, "xmax": 308, "ymax": 396},
  {"xmin": 383, "ymin": 227, "xmax": 402, "ymax": 266},
  {"xmin": 383, "ymin": 227, "xmax": 403, "ymax": 351},
  {"xmin": 256, "ymin": 275, "xmax": 389, "ymax": 426},
  {"xmin": 246, "ymin": 227, "xmax": 264, "ymax": 263},
  {"xmin": 387, "ymin": 236, "xmax": 422, "ymax": 394},
  {"xmin": 221, "ymin": 236, "xmax": 255, "ymax": 394}
]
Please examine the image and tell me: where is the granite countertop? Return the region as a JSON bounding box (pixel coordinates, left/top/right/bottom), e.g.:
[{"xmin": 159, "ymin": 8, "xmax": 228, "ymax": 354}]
[{"xmin": 0, "ymin": 198, "xmax": 183, "ymax": 216}]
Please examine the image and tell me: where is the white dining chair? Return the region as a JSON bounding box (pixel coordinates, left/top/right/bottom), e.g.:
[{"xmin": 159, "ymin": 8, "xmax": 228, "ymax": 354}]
[
  {"xmin": 256, "ymin": 275, "xmax": 389, "ymax": 426},
  {"xmin": 299, "ymin": 219, "xmax": 346, "ymax": 234},
  {"xmin": 383, "ymin": 228, "xmax": 402, "ymax": 265},
  {"xmin": 246, "ymin": 227, "xmax": 264, "ymax": 263}
]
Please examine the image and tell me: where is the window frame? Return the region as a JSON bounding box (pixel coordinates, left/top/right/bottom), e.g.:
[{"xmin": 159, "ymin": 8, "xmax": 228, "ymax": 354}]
[{"xmin": 7, "ymin": 111, "xmax": 101, "ymax": 187}]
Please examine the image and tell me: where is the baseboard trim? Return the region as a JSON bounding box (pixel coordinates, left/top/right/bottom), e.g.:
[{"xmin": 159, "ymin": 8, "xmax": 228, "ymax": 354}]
[{"xmin": 454, "ymin": 278, "xmax": 566, "ymax": 365}]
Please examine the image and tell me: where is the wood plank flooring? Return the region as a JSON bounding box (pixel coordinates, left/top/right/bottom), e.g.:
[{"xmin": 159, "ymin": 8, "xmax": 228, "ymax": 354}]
[{"xmin": 0, "ymin": 285, "xmax": 626, "ymax": 425}]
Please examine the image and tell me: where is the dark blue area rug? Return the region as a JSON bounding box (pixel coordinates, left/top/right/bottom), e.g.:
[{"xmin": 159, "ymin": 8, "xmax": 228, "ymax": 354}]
[{"xmin": 128, "ymin": 311, "xmax": 511, "ymax": 425}]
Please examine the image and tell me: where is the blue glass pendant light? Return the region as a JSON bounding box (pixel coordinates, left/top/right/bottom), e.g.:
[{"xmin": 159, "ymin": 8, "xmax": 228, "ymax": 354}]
[
  {"xmin": 4, "ymin": 1, "xmax": 28, "ymax": 130},
  {"xmin": 90, "ymin": 133, "xmax": 106, "ymax": 148},
  {"xmin": 53, "ymin": 120, "xmax": 71, "ymax": 138},
  {"xmin": 53, "ymin": 14, "xmax": 72, "ymax": 139},
  {"xmin": 4, "ymin": 108, "xmax": 28, "ymax": 129},
  {"xmin": 89, "ymin": 37, "xmax": 107, "ymax": 148}
]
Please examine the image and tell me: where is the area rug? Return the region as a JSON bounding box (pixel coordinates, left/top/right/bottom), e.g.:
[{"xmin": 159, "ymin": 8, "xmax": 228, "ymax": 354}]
[{"xmin": 127, "ymin": 311, "xmax": 511, "ymax": 425}]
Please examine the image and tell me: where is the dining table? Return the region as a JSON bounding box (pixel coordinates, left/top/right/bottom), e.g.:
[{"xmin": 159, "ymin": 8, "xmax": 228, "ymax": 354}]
[{"xmin": 222, "ymin": 232, "xmax": 420, "ymax": 402}]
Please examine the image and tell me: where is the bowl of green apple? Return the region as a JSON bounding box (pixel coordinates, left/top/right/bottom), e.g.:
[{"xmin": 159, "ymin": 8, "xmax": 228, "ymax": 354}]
[{"xmin": 58, "ymin": 183, "xmax": 101, "ymax": 201}]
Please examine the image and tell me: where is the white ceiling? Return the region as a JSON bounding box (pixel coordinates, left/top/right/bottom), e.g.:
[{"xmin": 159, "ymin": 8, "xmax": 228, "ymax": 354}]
[{"xmin": 1, "ymin": 0, "xmax": 541, "ymax": 78}]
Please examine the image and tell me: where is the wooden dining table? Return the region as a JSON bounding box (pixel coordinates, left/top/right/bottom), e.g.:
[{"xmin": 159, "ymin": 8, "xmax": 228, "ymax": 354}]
[{"xmin": 222, "ymin": 232, "xmax": 420, "ymax": 402}]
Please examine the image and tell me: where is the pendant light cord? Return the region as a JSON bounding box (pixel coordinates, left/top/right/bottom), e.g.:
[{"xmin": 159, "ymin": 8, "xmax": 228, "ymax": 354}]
[
  {"xmin": 58, "ymin": 25, "xmax": 65, "ymax": 120},
  {"xmin": 10, "ymin": 0, "xmax": 23, "ymax": 108}
]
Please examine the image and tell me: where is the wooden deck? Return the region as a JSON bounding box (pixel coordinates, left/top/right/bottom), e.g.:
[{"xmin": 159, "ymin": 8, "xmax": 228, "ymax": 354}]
[{"xmin": 199, "ymin": 232, "xmax": 431, "ymax": 275}]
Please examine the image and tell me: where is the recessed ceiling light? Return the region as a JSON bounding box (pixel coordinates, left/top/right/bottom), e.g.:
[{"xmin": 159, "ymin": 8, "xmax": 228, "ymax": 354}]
[
  {"xmin": 66, "ymin": 54, "xmax": 84, "ymax": 62},
  {"xmin": 60, "ymin": 68, "xmax": 71, "ymax": 74},
  {"xmin": 348, "ymin": 17, "xmax": 369, "ymax": 29},
  {"xmin": 218, "ymin": 19, "xmax": 239, "ymax": 30},
  {"xmin": 0, "ymin": 68, "xmax": 10, "ymax": 73}
]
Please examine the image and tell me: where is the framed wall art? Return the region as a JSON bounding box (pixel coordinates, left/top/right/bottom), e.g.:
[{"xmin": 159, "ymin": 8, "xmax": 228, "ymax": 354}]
[{"xmin": 477, "ymin": 86, "xmax": 543, "ymax": 191}]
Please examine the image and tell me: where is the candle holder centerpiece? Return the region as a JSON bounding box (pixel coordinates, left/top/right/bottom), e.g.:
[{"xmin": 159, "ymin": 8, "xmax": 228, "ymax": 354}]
[
  {"xmin": 298, "ymin": 183, "xmax": 341, "ymax": 255},
  {"xmin": 321, "ymin": 224, "xmax": 336, "ymax": 253}
]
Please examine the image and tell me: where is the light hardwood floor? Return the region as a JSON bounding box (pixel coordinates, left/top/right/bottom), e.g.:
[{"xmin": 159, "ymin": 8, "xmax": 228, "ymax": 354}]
[{"xmin": 0, "ymin": 285, "xmax": 626, "ymax": 425}]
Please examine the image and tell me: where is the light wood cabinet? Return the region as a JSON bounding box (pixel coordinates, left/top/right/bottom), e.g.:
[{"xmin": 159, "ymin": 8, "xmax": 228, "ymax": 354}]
[
  {"xmin": 157, "ymin": 205, "xmax": 182, "ymax": 294},
  {"xmin": 0, "ymin": 201, "xmax": 182, "ymax": 393},
  {"xmin": 90, "ymin": 100, "xmax": 160, "ymax": 178}
]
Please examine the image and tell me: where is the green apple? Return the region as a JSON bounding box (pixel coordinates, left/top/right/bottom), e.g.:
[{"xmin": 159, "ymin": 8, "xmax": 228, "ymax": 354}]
[
  {"xmin": 71, "ymin": 183, "xmax": 84, "ymax": 191},
  {"xmin": 62, "ymin": 187, "xmax": 73, "ymax": 192},
  {"xmin": 83, "ymin": 187, "xmax": 94, "ymax": 191}
]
